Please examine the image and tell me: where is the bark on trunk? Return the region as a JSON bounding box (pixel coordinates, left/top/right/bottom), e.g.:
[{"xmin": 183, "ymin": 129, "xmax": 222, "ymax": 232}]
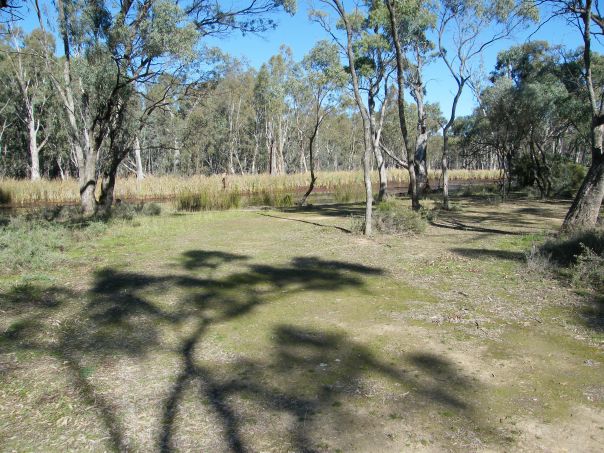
[
  {"xmin": 563, "ymin": 124, "xmax": 604, "ymax": 229},
  {"xmin": 28, "ymin": 117, "xmax": 41, "ymax": 181},
  {"xmin": 300, "ymin": 126, "xmax": 319, "ymax": 206},
  {"xmin": 333, "ymin": 0, "xmax": 373, "ymax": 234},
  {"xmin": 385, "ymin": 0, "xmax": 419, "ymax": 210},
  {"xmin": 134, "ymin": 136, "xmax": 144, "ymax": 181},
  {"xmin": 562, "ymin": 0, "xmax": 604, "ymax": 229}
]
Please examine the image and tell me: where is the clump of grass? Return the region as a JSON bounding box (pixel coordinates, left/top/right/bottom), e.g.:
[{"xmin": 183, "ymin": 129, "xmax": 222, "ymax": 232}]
[
  {"xmin": 333, "ymin": 184, "xmax": 365, "ymax": 203},
  {"xmin": 0, "ymin": 217, "xmax": 72, "ymax": 275},
  {"xmin": 572, "ymin": 244, "xmax": 604, "ymax": 291},
  {"xmin": 539, "ymin": 229, "xmax": 604, "ymax": 267},
  {"xmin": 176, "ymin": 190, "xmax": 241, "ymax": 211},
  {"xmin": 528, "ymin": 228, "xmax": 604, "ymax": 292},
  {"xmin": 348, "ymin": 214, "xmax": 365, "ymax": 234},
  {"xmin": 373, "ymin": 199, "xmax": 426, "ymax": 235},
  {"xmin": 110, "ymin": 202, "xmax": 162, "ymax": 220}
]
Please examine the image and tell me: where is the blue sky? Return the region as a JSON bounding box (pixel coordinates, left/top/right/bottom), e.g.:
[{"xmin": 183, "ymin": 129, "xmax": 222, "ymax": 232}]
[
  {"xmin": 205, "ymin": 2, "xmax": 590, "ymax": 117},
  {"xmin": 19, "ymin": 1, "xmax": 599, "ymax": 118}
]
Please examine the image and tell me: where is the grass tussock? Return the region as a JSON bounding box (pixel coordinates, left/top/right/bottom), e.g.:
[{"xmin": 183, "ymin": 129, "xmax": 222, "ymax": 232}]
[
  {"xmin": 0, "ymin": 169, "xmax": 499, "ymax": 206},
  {"xmin": 373, "ymin": 199, "xmax": 427, "ymax": 235},
  {"xmin": 176, "ymin": 190, "xmax": 241, "ymax": 211},
  {"xmin": 529, "ymin": 228, "xmax": 604, "ymax": 292}
]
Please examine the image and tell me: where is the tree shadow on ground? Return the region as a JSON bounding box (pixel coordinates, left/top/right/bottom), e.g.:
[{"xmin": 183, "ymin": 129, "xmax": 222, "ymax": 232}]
[
  {"xmin": 258, "ymin": 212, "xmax": 352, "ymax": 233},
  {"xmin": 280, "ymin": 202, "xmax": 365, "ymax": 219},
  {"xmin": 429, "ymin": 218, "xmax": 524, "ymax": 236},
  {"xmin": 1, "ymin": 249, "xmax": 502, "ymax": 452},
  {"xmin": 451, "ymin": 248, "xmax": 526, "ymax": 262}
]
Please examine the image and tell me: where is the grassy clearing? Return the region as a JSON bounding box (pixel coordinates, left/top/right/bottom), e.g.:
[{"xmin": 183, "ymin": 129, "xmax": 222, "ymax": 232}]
[
  {"xmin": 1, "ymin": 197, "xmax": 602, "ymax": 452},
  {"xmin": 0, "ymin": 169, "xmax": 498, "ymax": 206}
]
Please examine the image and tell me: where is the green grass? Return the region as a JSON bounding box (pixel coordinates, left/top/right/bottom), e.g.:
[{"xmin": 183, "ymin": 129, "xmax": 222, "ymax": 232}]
[{"xmin": 0, "ymin": 198, "xmax": 603, "ymax": 452}]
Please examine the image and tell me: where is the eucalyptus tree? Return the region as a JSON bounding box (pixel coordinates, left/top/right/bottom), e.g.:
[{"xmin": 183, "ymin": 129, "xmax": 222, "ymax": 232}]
[
  {"xmin": 35, "ymin": 0, "xmax": 294, "ymax": 214},
  {"xmin": 435, "ymin": 0, "xmax": 538, "ymax": 209},
  {"xmin": 299, "ymin": 40, "xmax": 347, "ymax": 205},
  {"xmin": 384, "ymin": 0, "xmax": 426, "ymax": 208},
  {"xmin": 254, "ymin": 47, "xmax": 298, "ymax": 175},
  {"xmin": 312, "ymin": 0, "xmax": 377, "ymax": 234},
  {"xmin": 548, "ymin": 0, "xmax": 604, "ymax": 229},
  {"xmin": 1, "ymin": 27, "xmax": 54, "ymax": 180}
]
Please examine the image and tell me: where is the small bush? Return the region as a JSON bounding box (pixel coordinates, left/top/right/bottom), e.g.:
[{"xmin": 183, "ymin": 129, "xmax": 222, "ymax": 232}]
[
  {"xmin": 419, "ymin": 207, "xmax": 439, "ymax": 222},
  {"xmin": 0, "ymin": 218, "xmax": 70, "ymax": 274},
  {"xmin": 529, "ymin": 228, "xmax": 604, "ymax": 293},
  {"xmin": 348, "ymin": 214, "xmax": 365, "ymax": 234},
  {"xmin": 572, "ymin": 244, "xmax": 604, "ymax": 291},
  {"xmin": 539, "ymin": 229, "xmax": 604, "ymax": 267},
  {"xmin": 141, "ymin": 202, "xmax": 162, "ymax": 216},
  {"xmin": 373, "ymin": 199, "xmax": 426, "ymax": 235}
]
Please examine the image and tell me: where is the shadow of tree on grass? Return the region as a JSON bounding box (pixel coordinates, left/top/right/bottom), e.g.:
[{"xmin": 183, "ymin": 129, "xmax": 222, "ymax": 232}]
[{"xmin": 1, "ymin": 249, "xmax": 501, "ymax": 452}]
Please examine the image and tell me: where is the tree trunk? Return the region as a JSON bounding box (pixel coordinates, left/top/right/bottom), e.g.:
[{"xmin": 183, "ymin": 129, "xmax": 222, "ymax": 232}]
[
  {"xmin": 99, "ymin": 170, "xmax": 116, "ymax": 213},
  {"xmin": 563, "ymin": 124, "xmax": 604, "ymax": 229},
  {"xmin": 442, "ymin": 133, "xmax": 450, "ymax": 209},
  {"xmin": 385, "ymin": 0, "xmax": 419, "ymax": 210},
  {"xmin": 134, "ymin": 136, "xmax": 144, "ymax": 181},
  {"xmin": 374, "ymin": 144, "xmax": 387, "ymax": 202},
  {"xmin": 28, "ymin": 114, "xmax": 41, "ymax": 181},
  {"xmin": 333, "ymin": 0, "xmax": 373, "ymax": 234},
  {"xmin": 300, "ymin": 125, "xmax": 319, "ymax": 206}
]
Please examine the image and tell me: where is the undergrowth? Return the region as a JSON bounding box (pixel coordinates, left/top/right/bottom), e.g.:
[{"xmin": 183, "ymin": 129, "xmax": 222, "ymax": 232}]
[{"xmin": 528, "ymin": 228, "xmax": 604, "ymax": 293}]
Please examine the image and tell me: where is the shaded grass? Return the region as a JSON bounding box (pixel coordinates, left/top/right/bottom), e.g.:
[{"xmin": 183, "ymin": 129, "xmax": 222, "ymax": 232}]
[{"xmin": 1, "ymin": 198, "xmax": 602, "ymax": 452}]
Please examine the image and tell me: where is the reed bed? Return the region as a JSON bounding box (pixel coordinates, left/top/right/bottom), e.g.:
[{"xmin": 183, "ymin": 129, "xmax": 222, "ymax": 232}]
[{"xmin": 0, "ymin": 169, "xmax": 499, "ymax": 207}]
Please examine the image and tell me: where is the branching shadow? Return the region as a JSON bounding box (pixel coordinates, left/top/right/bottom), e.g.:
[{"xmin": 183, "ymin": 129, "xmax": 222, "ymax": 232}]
[
  {"xmin": 429, "ymin": 218, "xmax": 524, "ymax": 236},
  {"xmin": 1, "ymin": 248, "xmax": 499, "ymax": 451},
  {"xmin": 258, "ymin": 212, "xmax": 352, "ymax": 234}
]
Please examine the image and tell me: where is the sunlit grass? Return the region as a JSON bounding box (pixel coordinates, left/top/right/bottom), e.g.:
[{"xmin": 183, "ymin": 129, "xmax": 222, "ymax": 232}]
[{"xmin": 0, "ymin": 169, "xmax": 499, "ymax": 206}]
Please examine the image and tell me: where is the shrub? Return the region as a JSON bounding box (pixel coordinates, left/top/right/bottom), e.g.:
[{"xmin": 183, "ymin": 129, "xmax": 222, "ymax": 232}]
[
  {"xmin": 529, "ymin": 228, "xmax": 604, "ymax": 293},
  {"xmin": 551, "ymin": 161, "xmax": 586, "ymax": 198},
  {"xmin": 141, "ymin": 202, "xmax": 162, "ymax": 216},
  {"xmin": 276, "ymin": 193, "xmax": 294, "ymax": 208},
  {"xmin": 572, "ymin": 244, "xmax": 604, "ymax": 291},
  {"xmin": 348, "ymin": 214, "xmax": 365, "ymax": 234},
  {"xmin": 373, "ymin": 199, "xmax": 426, "ymax": 235},
  {"xmin": 539, "ymin": 229, "xmax": 604, "ymax": 267}
]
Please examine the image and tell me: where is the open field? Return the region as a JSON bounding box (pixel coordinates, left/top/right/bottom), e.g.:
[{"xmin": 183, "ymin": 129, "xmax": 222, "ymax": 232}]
[
  {"xmin": 0, "ymin": 169, "xmax": 499, "ymax": 207},
  {"xmin": 1, "ymin": 196, "xmax": 603, "ymax": 452}
]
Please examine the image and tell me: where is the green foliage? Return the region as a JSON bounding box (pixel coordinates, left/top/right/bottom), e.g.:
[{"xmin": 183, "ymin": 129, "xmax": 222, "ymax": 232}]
[
  {"xmin": 373, "ymin": 199, "xmax": 426, "ymax": 234},
  {"xmin": 512, "ymin": 155, "xmax": 586, "ymax": 198},
  {"xmin": 550, "ymin": 161, "xmax": 586, "ymax": 198}
]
